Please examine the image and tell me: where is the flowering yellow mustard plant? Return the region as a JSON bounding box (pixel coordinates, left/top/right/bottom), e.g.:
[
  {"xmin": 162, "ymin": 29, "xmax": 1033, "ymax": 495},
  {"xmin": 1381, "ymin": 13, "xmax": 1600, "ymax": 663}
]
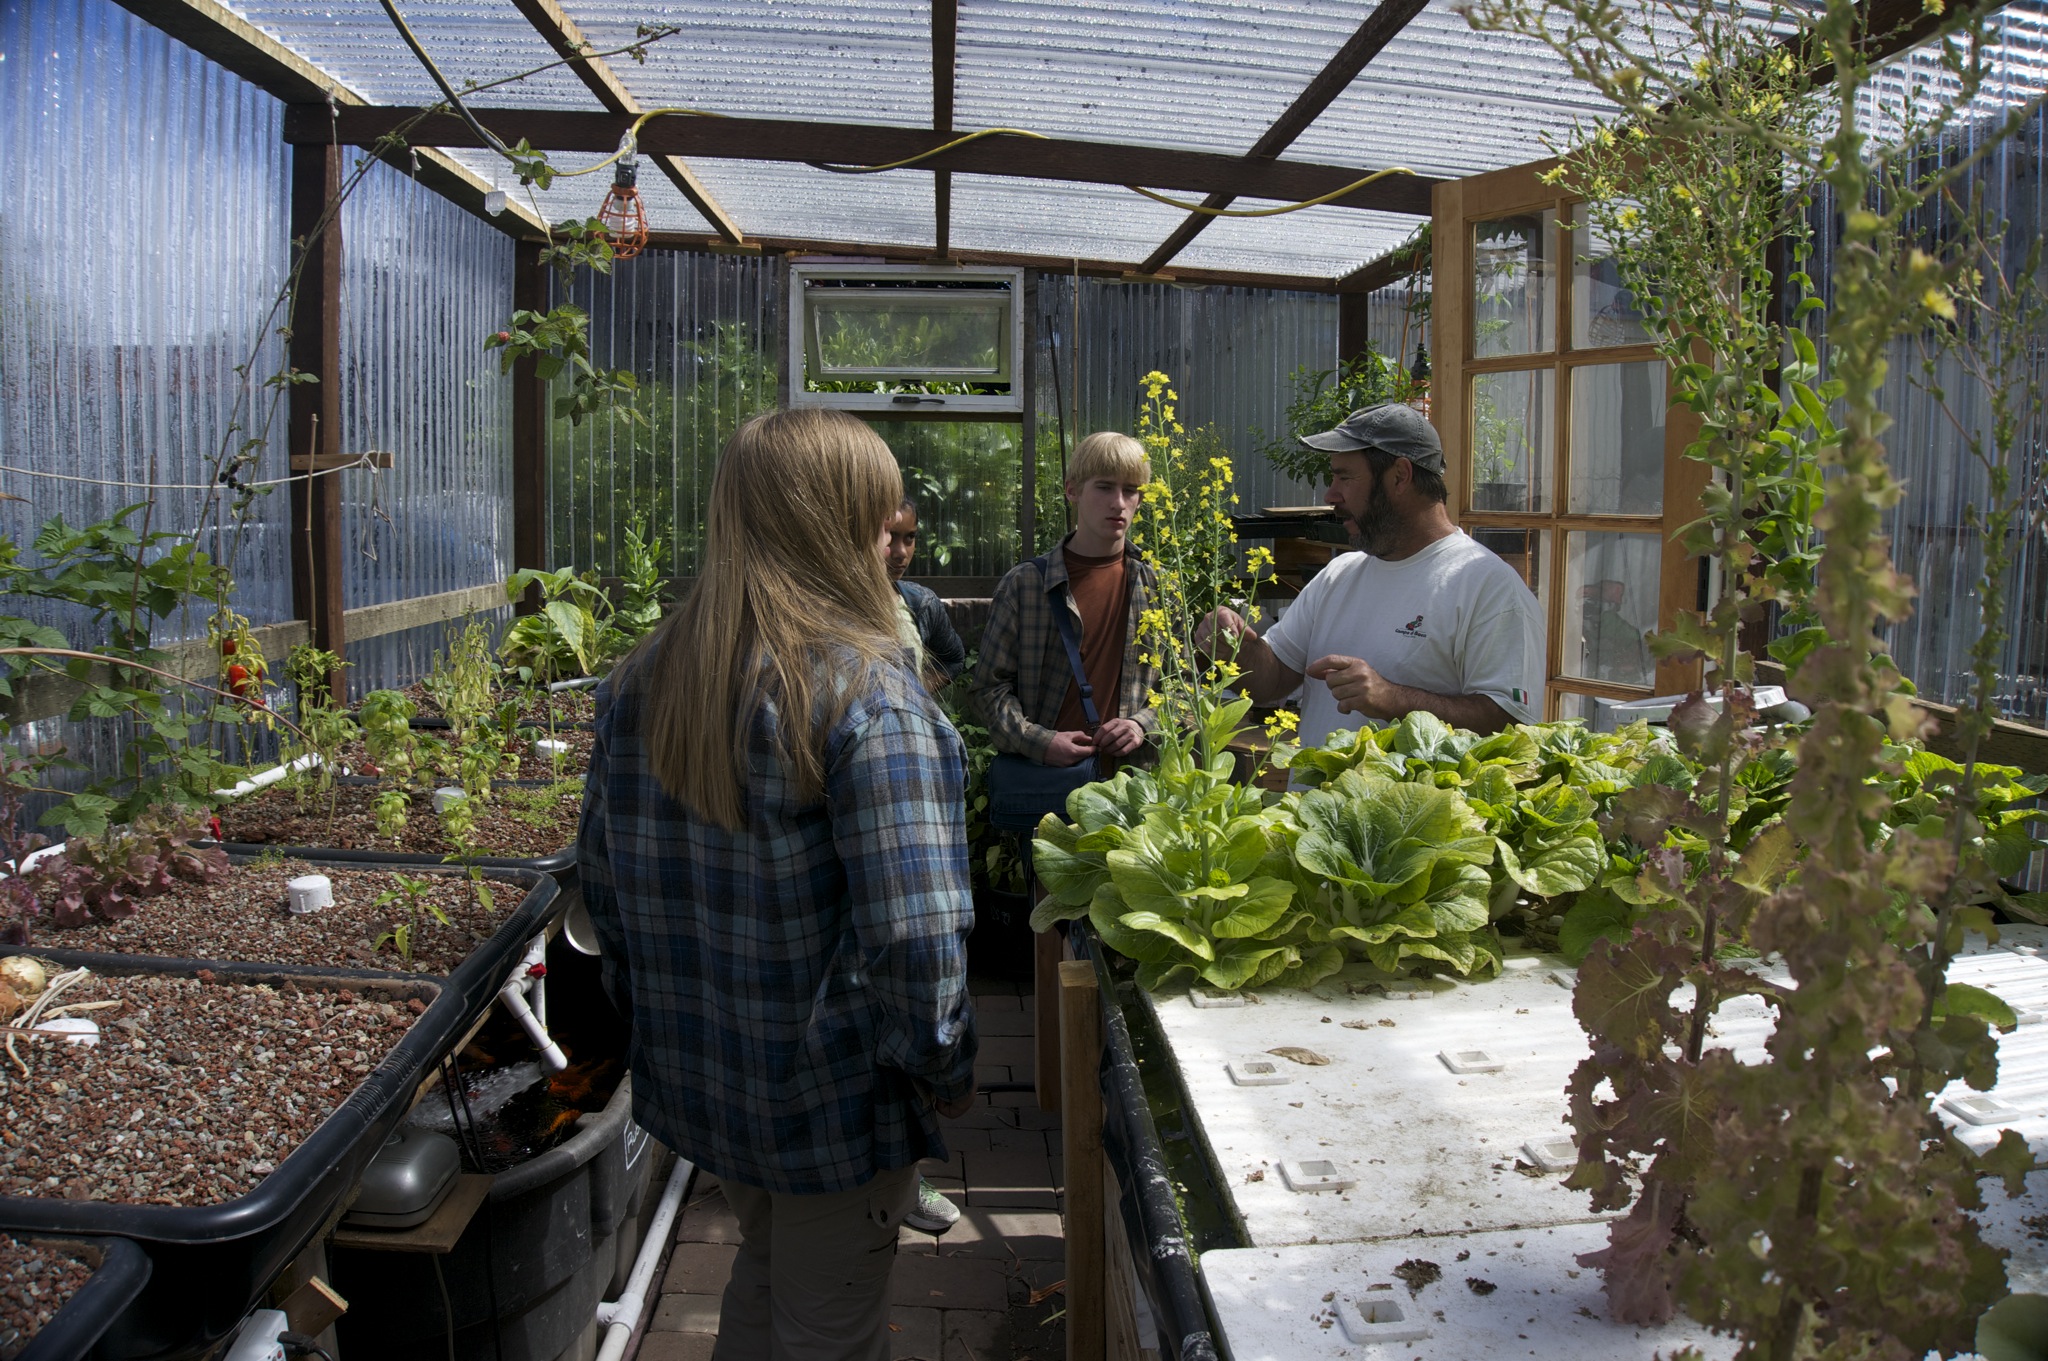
[{"xmin": 1127, "ymin": 372, "xmax": 1279, "ymax": 785}]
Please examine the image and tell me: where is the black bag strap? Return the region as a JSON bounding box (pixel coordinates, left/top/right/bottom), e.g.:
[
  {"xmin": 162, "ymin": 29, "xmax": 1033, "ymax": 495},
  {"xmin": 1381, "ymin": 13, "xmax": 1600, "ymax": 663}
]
[{"xmin": 1033, "ymin": 552, "xmax": 1100, "ymax": 731}]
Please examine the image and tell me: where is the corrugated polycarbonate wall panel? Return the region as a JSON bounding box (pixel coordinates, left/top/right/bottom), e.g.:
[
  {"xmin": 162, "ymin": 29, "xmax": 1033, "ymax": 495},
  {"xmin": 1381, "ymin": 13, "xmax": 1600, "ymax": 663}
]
[
  {"xmin": 1032, "ymin": 276, "xmax": 1337, "ymax": 519},
  {"xmin": 336, "ymin": 157, "xmax": 516, "ymax": 695},
  {"xmin": 0, "ymin": 0, "xmax": 293, "ymax": 630},
  {"xmin": 1366, "ymin": 283, "xmax": 1432, "ymax": 376},
  {"xmin": 0, "ymin": 0, "xmax": 293, "ymax": 787},
  {"xmin": 551, "ymin": 251, "xmax": 785, "ymax": 578},
  {"xmin": 1804, "ymin": 47, "xmax": 2048, "ymax": 732}
]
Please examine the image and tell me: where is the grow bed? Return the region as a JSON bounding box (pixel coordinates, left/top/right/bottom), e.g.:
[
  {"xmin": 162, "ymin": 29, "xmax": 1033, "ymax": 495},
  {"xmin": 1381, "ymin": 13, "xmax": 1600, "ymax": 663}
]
[
  {"xmin": 26, "ymin": 858, "xmax": 543, "ymax": 977},
  {"xmin": 0, "ymin": 965, "xmax": 466, "ymax": 1361},
  {"xmin": 215, "ymin": 778, "xmax": 582, "ymax": 866},
  {"xmin": 1123, "ymin": 929, "xmax": 2048, "ymax": 1359},
  {"xmin": 0, "ymin": 972, "xmax": 425, "ymax": 1205},
  {"xmin": 1, "ymin": 1234, "xmax": 149, "ymax": 1361},
  {"xmin": 386, "ymin": 681, "xmax": 597, "ymax": 729},
  {"xmin": 335, "ymin": 725, "xmax": 596, "ymax": 782}
]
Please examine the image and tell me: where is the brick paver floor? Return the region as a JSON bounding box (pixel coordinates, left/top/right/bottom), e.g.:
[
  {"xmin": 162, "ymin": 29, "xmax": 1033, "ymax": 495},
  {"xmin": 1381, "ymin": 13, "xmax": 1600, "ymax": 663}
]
[{"xmin": 636, "ymin": 977, "xmax": 1068, "ymax": 1361}]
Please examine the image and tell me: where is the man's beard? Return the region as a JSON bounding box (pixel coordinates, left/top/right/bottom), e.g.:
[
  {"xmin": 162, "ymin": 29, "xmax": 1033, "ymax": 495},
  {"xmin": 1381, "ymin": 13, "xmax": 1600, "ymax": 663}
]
[{"xmin": 1346, "ymin": 483, "xmax": 1397, "ymax": 554}]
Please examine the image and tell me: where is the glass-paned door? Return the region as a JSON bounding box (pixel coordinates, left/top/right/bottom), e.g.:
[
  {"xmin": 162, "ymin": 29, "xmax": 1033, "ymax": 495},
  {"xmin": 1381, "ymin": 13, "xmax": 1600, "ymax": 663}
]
[{"xmin": 1433, "ymin": 160, "xmax": 1708, "ymax": 718}]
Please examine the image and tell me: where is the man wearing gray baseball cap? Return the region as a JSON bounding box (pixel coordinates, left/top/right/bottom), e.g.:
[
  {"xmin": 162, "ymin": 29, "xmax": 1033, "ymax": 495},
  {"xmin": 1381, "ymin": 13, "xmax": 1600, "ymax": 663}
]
[{"xmin": 1198, "ymin": 403, "xmax": 1542, "ymax": 743}]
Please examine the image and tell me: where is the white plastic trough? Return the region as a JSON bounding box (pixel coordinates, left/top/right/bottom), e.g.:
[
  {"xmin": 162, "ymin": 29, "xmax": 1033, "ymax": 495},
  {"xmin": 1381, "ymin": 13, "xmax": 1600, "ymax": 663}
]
[{"xmin": 1147, "ymin": 928, "xmax": 2048, "ymax": 1358}]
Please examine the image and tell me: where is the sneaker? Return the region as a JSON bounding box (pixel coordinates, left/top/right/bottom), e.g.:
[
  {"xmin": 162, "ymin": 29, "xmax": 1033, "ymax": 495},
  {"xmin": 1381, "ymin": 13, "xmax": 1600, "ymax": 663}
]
[{"xmin": 905, "ymin": 1177, "xmax": 961, "ymax": 1235}]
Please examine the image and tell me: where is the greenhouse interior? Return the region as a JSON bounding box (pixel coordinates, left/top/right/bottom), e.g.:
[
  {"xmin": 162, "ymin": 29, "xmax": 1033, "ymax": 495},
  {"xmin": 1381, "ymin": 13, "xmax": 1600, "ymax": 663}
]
[{"xmin": 5, "ymin": 0, "xmax": 2048, "ymax": 1358}]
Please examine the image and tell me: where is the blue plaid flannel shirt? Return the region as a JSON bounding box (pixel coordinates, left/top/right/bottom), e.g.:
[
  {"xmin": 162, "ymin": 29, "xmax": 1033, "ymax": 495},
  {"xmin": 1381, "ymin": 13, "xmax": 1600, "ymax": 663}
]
[{"xmin": 577, "ymin": 653, "xmax": 978, "ymax": 1196}]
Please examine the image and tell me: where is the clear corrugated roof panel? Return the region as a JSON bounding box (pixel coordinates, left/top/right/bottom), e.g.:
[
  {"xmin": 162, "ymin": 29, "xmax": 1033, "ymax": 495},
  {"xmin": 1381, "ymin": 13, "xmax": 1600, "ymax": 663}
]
[
  {"xmin": 954, "ymin": 1, "xmax": 1387, "ymax": 154},
  {"xmin": 1174, "ymin": 205, "xmax": 1420, "ymax": 278},
  {"xmin": 226, "ymin": 0, "xmax": 592, "ymax": 107},
  {"xmin": 1288, "ymin": 2, "xmax": 1617, "ymax": 179},
  {"xmin": 440, "ymin": 151, "xmax": 717, "ymax": 237},
  {"xmin": 946, "ymin": 175, "xmax": 1189, "ymax": 263},
  {"xmin": 563, "ymin": 2, "xmax": 935, "ymax": 126},
  {"xmin": 689, "ymin": 160, "xmax": 935, "ymax": 248},
  {"xmin": 207, "ymin": 0, "xmax": 2048, "ymax": 279},
  {"xmin": 941, "ymin": 176, "xmax": 1413, "ymax": 280}
]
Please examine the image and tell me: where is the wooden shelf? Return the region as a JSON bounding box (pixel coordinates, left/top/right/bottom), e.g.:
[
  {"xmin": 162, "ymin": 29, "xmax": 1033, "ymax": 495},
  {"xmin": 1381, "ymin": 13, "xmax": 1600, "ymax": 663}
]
[{"xmin": 329, "ymin": 1173, "xmax": 492, "ymax": 1255}]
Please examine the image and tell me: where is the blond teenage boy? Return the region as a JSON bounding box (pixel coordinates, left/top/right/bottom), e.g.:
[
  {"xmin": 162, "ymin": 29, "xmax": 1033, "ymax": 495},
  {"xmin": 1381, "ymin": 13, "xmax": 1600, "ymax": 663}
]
[{"xmin": 971, "ymin": 432, "xmax": 1160, "ymax": 771}]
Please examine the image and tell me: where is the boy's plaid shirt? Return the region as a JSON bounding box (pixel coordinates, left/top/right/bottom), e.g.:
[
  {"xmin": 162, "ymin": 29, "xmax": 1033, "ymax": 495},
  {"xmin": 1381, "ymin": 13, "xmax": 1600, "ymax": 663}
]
[
  {"xmin": 577, "ymin": 655, "xmax": 978, "ymax": 1196},
  {"xmin": 968, "ymin": 538, "xmax": 1159, "ymax": 761}
]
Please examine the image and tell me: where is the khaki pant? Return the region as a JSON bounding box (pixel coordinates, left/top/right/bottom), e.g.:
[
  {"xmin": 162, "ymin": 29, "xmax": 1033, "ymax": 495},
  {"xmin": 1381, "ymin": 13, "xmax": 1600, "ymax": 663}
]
[{"xmin": 711, "ymin": 1164, "xmax": 919, "ymax": 1361}]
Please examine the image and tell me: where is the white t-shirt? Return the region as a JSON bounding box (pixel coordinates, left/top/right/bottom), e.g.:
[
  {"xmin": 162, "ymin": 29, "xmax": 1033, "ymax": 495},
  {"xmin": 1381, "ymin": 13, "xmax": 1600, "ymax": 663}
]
[{"xmin": 1262, "ymin": 532, "xmax": 1543, "ymax": 747}]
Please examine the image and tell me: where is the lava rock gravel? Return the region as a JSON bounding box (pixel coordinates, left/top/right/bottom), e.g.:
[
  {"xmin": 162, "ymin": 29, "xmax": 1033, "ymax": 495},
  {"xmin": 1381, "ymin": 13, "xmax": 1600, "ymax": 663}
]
[
  {"xmin": 0, "ymin": 1236, "xmax": 92, "ymax": 1359},
  {"xmin": 216, "ymin": 779, "xmax": 581, "ymax": 859},
  {"xmin": 0, "ymin": 973, "xmax": 421, "ymax": 1205},
  {"xmin": 40, "ymin": 860, "xmax": 525, "ymax": 975}
]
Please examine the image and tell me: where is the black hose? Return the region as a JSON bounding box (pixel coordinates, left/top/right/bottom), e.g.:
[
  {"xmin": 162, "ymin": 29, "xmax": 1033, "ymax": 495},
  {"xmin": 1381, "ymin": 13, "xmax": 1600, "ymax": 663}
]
[{"xmin": 1070, "ymin": 924, "xmax": 1222, "ymax": 1361}]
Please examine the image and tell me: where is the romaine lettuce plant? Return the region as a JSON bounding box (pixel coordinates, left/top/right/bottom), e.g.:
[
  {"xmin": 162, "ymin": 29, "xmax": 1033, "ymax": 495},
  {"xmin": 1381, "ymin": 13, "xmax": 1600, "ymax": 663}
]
[
  {"xmin": 1031, "ymin": 696, "xmax": 1333, "ymax": 991},
  {"xmin": 1289, "ymin": 770, "xmax": 1502, "ymax": 978}
]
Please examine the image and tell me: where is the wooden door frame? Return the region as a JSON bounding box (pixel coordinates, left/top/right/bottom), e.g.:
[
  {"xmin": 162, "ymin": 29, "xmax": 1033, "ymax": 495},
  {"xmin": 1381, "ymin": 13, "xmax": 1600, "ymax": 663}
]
[{"xmin": 1433, "ymin": 159, "xmax": 1708, "ymax": 716}]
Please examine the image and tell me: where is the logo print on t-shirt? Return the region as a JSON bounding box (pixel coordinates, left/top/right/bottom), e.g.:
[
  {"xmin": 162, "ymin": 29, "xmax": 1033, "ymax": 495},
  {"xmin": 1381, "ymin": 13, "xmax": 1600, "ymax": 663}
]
[{"xmin": 1396, "ymin": 614, "xmax": 1427, "ymax": 639}]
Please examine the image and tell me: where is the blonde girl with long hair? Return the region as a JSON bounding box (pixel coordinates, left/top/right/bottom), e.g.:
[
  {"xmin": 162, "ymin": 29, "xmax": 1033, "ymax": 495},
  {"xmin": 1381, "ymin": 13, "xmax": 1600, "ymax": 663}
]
[{"xmin": 577, "ymin": 408, "xmax": 977, "ymax": 1361}]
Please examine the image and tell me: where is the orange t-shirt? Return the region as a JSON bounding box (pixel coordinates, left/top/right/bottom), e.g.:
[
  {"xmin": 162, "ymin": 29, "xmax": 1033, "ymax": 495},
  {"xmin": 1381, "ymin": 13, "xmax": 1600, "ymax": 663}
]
[{"xmin": 1053, "ymin": 547, "xmax": 1130, "ymax": 734}]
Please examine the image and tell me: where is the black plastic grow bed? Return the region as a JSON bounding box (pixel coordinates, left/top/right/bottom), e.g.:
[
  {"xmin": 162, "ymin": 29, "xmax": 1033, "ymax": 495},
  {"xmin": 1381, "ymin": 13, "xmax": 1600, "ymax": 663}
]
[
  {"xmin": 210, "ymin": 749, "xmax": 584, "ymax": 879},
  {"xmin": 13, "ymin": 859, "xmax": 562, "ymax": 1004},
  {"xmin": 212, "ymin": 837, "xmax": 577, "ymax": 878},
  {"xmin": 12, "ymin": 1235, "xmax": 152, "ymax": 1361},
  {"xmin": 0, "ymin": 964, "xmax": 470, "ymax": 1361},
  {"xmin": 210, "ymin": 783, "xmax": 578, "ymax": 877}
]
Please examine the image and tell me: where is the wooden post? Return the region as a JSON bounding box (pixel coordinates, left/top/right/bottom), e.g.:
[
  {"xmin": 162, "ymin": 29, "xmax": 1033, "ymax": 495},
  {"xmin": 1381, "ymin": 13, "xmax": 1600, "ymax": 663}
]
[
  {"xmin": 1337, "ymin": 290, "xmax": 1372, "ymax": 368},
  {"xmin": 288, "ymin": 143, "xmax": 347, "ymax": 703},
  {"xmin": 1059, "ymin": 958, "xmax": 1105, "ymax": 1361},
  {"xmin": 1034, "ymin": 922, "xmax": 1063, "ymax": 1113},
  {"xmin": 1021, "ymin": 275, "xmax": 1038, "ymax": 554},
  {"xmin": 512, "ymin": 239, "xmax": 549, "ymax": 614}
]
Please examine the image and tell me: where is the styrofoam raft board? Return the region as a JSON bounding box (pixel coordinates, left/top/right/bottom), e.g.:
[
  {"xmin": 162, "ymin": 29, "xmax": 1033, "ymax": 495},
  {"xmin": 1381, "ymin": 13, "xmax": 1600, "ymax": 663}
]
[
  {"xmin": 1200, "ymin": 1226, "xmax": 1736, "ymax": 1361},
  {"xmin": 1147, "ymin": 953, "xmax": 1599, "ymax": 1247},
  {"xmin": 1150, "ymin": 930, "xmax": 2048, "ymax": 1252}
]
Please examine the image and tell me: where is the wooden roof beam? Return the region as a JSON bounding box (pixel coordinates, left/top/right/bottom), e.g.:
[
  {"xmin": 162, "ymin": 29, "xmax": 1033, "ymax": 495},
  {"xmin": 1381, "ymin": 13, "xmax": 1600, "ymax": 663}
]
[
  {"xmin": 291, "ymin": 106, "xmax": 1442, "ymax": 216},
  {"xmin": 112, "ymin": 0, "xmax": 541, "ymax": 232},
  {"xmin": 933, "ymin": 0, "xmax": 958, "ymax": 260},
  {"xmin": 1138, "ymin": 0, "xmax": 1431, "ymax": 275},
  {"xmin": 508, "ymin": 0, "xmax": 744, "ymax": 244},
  {"xmin": 652, "ymin": 232, "xmax": 1342, "ymax": 293}
]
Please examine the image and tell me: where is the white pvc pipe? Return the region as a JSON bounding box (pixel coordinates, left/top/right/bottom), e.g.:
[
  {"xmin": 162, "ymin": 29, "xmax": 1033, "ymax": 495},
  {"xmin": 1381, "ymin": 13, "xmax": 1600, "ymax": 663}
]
[
  {"xmin": 499, "ymin": 934, "xmax": 568, "ymax": 1073},
  {"xmin": 593, "ymin": 1157, "xmax": 695, "ymax": 1358},
  {"xmin": 212, "ymin": 753, "xmax": 324, "ymax": 801},
  {"xmin": 1, "ymin": 843, "xmax": 69, "ymax": 879},
  {"xmin": 499, "ymin": 981, "xmax": 568, "ymax": 1073},
  {"xmin": 547, "ymin": 675, "xmax": 602, "ymax": 693}
]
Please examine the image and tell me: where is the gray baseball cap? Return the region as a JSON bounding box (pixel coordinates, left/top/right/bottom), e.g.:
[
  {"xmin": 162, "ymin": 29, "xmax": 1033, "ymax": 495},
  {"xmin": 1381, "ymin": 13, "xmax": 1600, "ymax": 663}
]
[{"xmin": 1298, "ymin": 403, "xmax": 1445, "ymax": 473}]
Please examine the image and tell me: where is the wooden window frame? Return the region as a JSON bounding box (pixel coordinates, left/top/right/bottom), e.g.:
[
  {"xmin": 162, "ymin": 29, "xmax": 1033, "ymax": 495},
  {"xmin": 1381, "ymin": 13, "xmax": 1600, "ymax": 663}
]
[{"xmin": 1433, "ymin": 159, "xmax": 1709, "ymax": 717}]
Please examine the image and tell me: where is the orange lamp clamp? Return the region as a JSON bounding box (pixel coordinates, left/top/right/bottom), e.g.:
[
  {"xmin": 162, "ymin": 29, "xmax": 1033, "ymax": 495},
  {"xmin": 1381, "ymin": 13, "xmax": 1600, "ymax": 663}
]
[{"xmin": 599, "ymin": 143, "xmax": 649, "ymax": 260}]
